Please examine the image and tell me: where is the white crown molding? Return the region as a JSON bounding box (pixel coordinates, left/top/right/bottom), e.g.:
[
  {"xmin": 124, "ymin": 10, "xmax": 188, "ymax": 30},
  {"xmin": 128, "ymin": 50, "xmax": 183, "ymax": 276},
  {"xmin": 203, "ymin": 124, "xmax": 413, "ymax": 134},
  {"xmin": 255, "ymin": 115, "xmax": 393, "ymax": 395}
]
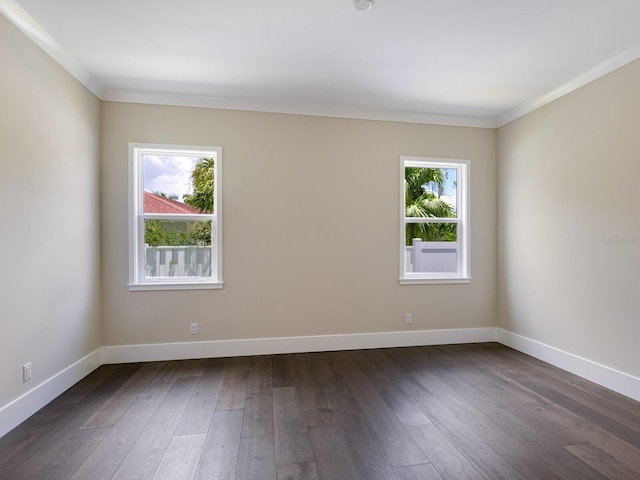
[
  {"xmin": 0, "ymin": 0, "xmax": 104, "ymax": 98},
  {"xmin": 0, "ymin": 348, "xmax": 102, "ymax": 439},
  {"xmin": 101, "ymin": 88, "xmax": 496, "ymax": 128},
  {"xmin": 4, "ymin": 0, "xmax": 640, "ymax": 130},
  {"xmin": 497, "ymin": 43, "xmax": 640, "ymax": 127}
]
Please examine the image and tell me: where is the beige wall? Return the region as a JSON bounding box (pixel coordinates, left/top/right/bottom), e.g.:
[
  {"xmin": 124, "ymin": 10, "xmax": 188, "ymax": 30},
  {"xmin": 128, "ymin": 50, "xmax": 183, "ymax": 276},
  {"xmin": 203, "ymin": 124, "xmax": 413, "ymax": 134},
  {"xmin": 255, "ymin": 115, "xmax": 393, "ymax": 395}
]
[
  {"xmin": 498, "ymin": 59, "xmax": 640, "ymax": 377},
  {"xmin": 101, "ymin": 104, "xmax": 497, "ymax": 346},
  {"xmin": 0, "ymin": 16, "xmax": 102, "ymax": 408}
]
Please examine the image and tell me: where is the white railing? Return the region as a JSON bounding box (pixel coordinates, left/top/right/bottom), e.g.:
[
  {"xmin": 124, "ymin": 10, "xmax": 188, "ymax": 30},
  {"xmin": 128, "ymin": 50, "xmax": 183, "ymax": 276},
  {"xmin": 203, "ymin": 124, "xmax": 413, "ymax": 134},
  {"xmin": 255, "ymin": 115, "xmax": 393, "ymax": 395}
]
[
  {"xmin": 145, "ymin": 246, "xmax": 211, "ymax": 277},
  {"xmin": 405, "ymin": 239, "xmax": 457, "ymax": 273}
]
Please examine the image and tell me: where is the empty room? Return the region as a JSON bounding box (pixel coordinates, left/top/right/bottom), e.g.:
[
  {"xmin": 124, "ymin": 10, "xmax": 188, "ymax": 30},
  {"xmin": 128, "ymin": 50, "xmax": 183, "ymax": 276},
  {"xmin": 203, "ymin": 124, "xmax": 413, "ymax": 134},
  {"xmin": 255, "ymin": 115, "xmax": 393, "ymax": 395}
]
[{"xmin": 1, "ymin": 0, "xmax": 639, "ymax": 479}]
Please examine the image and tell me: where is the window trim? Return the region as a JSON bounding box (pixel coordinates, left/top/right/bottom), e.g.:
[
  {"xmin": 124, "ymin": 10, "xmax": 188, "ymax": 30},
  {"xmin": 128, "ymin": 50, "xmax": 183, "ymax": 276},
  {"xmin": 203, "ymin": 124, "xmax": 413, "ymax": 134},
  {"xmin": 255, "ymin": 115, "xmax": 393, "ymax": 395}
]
[
  {"xmin": 399, "ymin": 156, "xmax": 470, "ymax": 285},
  {"xmin": 128, "ymin": 143, "xmax": 223, "ymax": 291}
]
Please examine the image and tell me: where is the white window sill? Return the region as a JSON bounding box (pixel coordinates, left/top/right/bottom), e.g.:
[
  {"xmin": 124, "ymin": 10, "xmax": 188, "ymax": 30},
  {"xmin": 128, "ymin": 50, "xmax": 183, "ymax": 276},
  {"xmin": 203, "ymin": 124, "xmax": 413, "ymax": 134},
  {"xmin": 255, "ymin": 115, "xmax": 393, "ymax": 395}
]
[
  {"xmin": 128, "ymin": 281, "xmax": 224, "ymax": 292},
  {"xmin": 399, "ymin": 277, "xmax": 471, "ymax": 285}
]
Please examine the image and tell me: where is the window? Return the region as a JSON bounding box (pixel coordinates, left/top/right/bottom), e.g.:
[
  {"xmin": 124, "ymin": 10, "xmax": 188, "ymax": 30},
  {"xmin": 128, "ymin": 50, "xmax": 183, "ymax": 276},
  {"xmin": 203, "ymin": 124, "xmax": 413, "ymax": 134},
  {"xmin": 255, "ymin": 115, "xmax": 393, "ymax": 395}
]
[
  {"xmin": 128, "ymin": 144, "xmax": 222, "ymax": 290},
  {"xmin": 400, "ymin": 157, "xmax": 469, "ymax": 284}
]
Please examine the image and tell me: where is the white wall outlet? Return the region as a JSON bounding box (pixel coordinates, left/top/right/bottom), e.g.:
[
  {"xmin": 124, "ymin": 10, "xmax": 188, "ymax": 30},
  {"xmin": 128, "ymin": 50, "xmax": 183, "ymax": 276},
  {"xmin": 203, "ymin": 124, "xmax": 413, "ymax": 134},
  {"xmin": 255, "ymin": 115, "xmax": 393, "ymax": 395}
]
[
  {"xmin": 405, "ymin": 313, "xmax": 413, "ymax": 324},
  {"xmin": 23, "ymin": 363, "xmax": 32, "ymax": 382},
  {"xmin": 190, "ymin": 322, "xmax": 198, "ymax": 335}
]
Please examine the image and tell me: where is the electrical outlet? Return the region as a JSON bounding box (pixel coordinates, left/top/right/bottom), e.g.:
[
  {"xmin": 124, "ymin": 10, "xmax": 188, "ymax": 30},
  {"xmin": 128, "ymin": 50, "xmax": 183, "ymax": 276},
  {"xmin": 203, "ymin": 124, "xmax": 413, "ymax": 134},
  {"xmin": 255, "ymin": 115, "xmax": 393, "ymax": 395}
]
[
  {"xmin": 405, "ymin": 313, "xmax": 413, "ymax": 324},
  {"xmin": 23, "ymin": 363, "xmax": 32, "ymax": 382},
  {"xmin": 190, "ymin": 322, "xmax": 198, "ymax": 335}
]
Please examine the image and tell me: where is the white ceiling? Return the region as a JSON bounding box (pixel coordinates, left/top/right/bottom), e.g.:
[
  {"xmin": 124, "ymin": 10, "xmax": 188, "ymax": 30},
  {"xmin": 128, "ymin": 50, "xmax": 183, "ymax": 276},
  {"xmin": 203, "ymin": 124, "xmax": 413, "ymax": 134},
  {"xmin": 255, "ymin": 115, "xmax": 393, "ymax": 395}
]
[{"xmin": 4, "ymin": 0, "xmax": 640, "ymax": 127}]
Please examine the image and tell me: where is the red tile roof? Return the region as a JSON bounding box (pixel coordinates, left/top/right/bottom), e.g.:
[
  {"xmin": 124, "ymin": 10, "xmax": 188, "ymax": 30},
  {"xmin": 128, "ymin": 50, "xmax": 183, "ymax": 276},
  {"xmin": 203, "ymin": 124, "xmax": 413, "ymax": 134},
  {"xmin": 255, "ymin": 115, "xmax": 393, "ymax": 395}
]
[{"xmin": 143, "ymin": 191, "xmax": 201, "ymax": 214}]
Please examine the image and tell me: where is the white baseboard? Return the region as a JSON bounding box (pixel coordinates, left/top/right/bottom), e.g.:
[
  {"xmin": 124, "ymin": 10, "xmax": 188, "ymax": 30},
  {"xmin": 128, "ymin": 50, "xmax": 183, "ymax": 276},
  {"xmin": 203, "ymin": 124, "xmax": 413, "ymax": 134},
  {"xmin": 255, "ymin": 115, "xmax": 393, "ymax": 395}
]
[
  {"xmin": 496, "ymin": 328, "xmax": 640, "ymax": 402},
  {"xmin": 0, "ymin": 348, "xmax": 102, "ymax": 439},
  {"xmin": 3, "ymin": 328, "xmax": 638, "ymax": 440},
  {"xmin": 102, "ymin": 327, "xmax": 497, "ymax": 364}
]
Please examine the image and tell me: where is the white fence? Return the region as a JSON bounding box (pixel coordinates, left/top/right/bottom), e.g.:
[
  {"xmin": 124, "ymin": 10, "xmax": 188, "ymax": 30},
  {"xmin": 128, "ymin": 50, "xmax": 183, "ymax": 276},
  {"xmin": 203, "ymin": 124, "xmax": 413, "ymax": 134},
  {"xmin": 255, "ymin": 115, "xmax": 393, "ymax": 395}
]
[
  {"xmin": 147, "ymin": 242, "xmax": 453, "ymax": 277},
  {"xmin": 146, "ymin": 246, "xmax": 212, "ymax": 277},
  {"xmin": 405, "ymin": 239, "xmax": 457, "ymax": 273}
]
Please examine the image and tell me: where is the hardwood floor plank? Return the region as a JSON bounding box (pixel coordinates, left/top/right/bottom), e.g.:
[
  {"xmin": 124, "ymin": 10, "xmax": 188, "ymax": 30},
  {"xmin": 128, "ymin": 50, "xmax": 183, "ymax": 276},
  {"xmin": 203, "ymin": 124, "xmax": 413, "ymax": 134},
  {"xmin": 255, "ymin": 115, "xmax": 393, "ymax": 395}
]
[
  {"xmin": 277, "ymin": 462, "xmax": 319, "ymax": 480},
  {"xmin": 292, "ymin": 358, "xmax": 344, "ymax": 427},
  {"xmin": 339, "ymin": 405, "xmax": 402, "ymax": 480},
  {"xmin": 395, "ymin": 463, "xmax": 444, "ymax": 480},
  {"xmin": 177, "ymin": 358, "xmax": 209, "ymax": 377},
  {"xmin": 216, "ymin": 357, "xmax": 251, "ymax": 410},
  {"xmin": 536, "ymin": 403, "xmax": 640, "ymax": 474},
  {"xmin": 441, "ymin": 344, "xmax": 554, "ymax": 406},
  {"xmin": 3, "ymin": 343, "xmax": 640, "ymax": 480},
  {"xmin": 51, "ymin": 364, "xmax": 130, "ymax": 405},
  {"xmin": 412, "ymin": 349, "xmax": 608, "ymax": 480},
  {"xmin": 494, "ymin": 346, "xmax": 640, "ymax": 430},
  {"xmin": 273, "ymin": 386, "xmax": 314, "ymax": 465},
  {"xmin": 307, "ymin": 352, "xmax": 333, "ymax": 363},
  {"xmin": 314, "ymin": 359, "xmax": 352, "ymax": 397},
  {"xmin": 70, "ymin": 403, "xmax": 159, "ymax": 480},
  {"xmin": 410, "ymin": 370, "xmax": 565, "ymax": 480},
  {"xmin": 430, "ymin": 345, "xmax": 586, "ymax": 445},
  {"xmin": 82, "ymin": 361, "xmax": 165, "ymax": 429},
  {"xmin": 364, "ymin": 363, "xmax": 431, "ymax": 427},
  {"xmin": 338, "ymin": 358, "xmax": 427, "ymax": 467},
  {"xmin": 416, "ymin": 345, "xmax": 584, "ymax": 447},
  {"xmin": 272, "ymin": 354, "xmax": 295, "ymax": 388},
  {"xmin": 152, "ymin": 434, "xmax": 206, "ymax": 480},
  {"xmin": 0, "ymin": 404, "xmax": 67, "ymax": 469},
  {"xmin": 564, "ymin": 442, "xmax": 640, "ymax": 479},
  {"xmin": 416, "ymin": 395, "xmax": 527, "ymax": 480},
  {"xmin": 237, "ymin": 435, "xmax": 277, "ymax": 480},
  {"xmin": 242, "ymin": 356, "xmax": 275, "ymax": 437},
  {"xmin": 24, "ymin": 427, "xmax": 108, "ymax": 480},
  {"xmin": 308, "ymin": 425, "xmax": 361, "ymax": 480},
  {"xmin": 517, "ymin": 378, "xmax": 640, "ymax": 450},
  {"xmin": 134, "ymin": 361, "xmax": 181, "ymax": 404},
  {"xmin": 112, "ymin": 375, "xmax": 200, "ymax": 480},
  {"xmin": 384, "ymin": 346, "xmax": 432, "ymax": 373},
  {"xmin": 407, "ymin": 423, "xmax": 485, "ymax": 480},
  {"xmin": 309, "ymin": 363, "xmax": 401, "ymax": 480},
  {"xmin": 175, "ymin": 358, "xmax": 226, "ymax": 436},
  {"xmin": 194, "ymin": 409, "xmax": 243, "ymax": 480},
  {"xmin": 2, "ymin": 365, "xmax": 141, "ymax": 479},
  {"xmin": 359, "ymin": 348, "xmax": 432, "ymax": 398}
]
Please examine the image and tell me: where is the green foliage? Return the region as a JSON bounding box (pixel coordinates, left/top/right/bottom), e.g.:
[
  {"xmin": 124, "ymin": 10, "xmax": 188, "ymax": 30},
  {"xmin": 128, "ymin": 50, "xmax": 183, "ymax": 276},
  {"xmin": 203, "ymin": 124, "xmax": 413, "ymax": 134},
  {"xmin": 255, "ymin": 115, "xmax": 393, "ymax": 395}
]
[
  {"xmin": 144, "ymin": 220, "xmax": 211, "ymax": 246},
  {"xmin": 189, "ymin": 221, "xmax": 212, "ymax": 245},
  {"xmin": 145, "ymin": 158, "xmax": 216, "ymax": 247},
  {"xmin": 184, "ymin": 157, "xmax": 215, "ymax": 213},
  {"xmin": 405, "ymin": 167, "xmax": 456, "ymax": 245}
]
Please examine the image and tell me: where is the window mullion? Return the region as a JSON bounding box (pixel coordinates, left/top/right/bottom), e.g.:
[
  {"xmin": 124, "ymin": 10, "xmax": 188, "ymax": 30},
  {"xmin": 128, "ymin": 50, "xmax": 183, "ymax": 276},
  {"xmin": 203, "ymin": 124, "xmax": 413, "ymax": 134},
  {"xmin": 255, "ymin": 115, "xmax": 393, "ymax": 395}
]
[{"xmin": 404, "ymin": 217, "xmax": 460, "ymax": 224}]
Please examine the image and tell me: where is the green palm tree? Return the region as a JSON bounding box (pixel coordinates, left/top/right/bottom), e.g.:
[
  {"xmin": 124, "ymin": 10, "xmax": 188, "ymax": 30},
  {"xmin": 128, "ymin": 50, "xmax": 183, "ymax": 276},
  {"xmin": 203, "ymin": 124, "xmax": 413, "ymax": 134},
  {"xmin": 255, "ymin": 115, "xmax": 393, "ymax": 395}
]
[
  {"xmin": 182, "ymin": 157, "xmax": 215, "ymax": 246},
  {"xmin": 184, "ymin": 157, "xmax": 215, "ymax": 213},
  {"xmin": 404, "ymin": 167, "xmax": 456, "ymax": 244}
]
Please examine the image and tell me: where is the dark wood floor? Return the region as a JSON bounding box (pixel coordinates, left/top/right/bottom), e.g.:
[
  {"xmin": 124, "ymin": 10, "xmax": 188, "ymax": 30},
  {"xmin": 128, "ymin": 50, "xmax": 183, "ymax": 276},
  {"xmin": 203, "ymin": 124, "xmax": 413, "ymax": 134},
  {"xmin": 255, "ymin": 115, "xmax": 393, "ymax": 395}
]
[{"xmin": 1, "ymin": 343, "xmax": 639, "ymax": 480}]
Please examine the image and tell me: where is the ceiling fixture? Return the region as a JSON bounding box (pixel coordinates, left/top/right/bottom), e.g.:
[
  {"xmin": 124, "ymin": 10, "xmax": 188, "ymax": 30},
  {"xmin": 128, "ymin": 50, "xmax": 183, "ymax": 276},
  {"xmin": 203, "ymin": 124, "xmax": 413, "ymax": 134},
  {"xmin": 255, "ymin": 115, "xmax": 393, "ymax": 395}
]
[{"xmin": 353, "ymin": 0, "xmax": 373, "ymax": 11}]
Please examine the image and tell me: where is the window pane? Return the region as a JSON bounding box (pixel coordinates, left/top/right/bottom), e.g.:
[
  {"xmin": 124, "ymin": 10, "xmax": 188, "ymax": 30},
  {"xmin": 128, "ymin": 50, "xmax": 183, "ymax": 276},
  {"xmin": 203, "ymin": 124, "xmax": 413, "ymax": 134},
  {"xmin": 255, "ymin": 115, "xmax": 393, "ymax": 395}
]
[
  {"xmin": 405, "ymin": 224, "xmax": 457, "ymax": 274},
  {"xmin": 143, "ymin": 155, "xmax": 215, "ymax": 213},
  {"xmin": 405, "ymin": 167, "xmax": 457, "ymax": 218},
  {"xmin": 144, "ymin": 219, "xmax": 212, "ymax": 278}
]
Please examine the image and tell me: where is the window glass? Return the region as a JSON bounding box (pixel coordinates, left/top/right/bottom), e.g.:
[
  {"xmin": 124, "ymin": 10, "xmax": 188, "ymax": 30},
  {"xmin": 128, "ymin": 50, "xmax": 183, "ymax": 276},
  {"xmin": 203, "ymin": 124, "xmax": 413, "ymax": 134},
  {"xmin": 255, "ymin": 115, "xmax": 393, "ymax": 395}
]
[
  {"xmin": 129, "ymin": 144, "xmax": 222, "ymax": 290},
  {"xmin": 401, "ymin": 158, "xmax": 469, "ymax": 284}
]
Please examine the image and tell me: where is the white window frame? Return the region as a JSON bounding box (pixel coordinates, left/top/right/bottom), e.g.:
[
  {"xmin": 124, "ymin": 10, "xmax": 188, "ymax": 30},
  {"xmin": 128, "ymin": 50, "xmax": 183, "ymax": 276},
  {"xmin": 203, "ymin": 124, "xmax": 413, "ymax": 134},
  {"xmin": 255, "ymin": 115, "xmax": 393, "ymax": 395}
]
[
  {"xmin": 128, "ymin": 143, "xmax": 223, "ymax": 291},
  {"xmin": 400, "ymin": 156, "xmax": 470, "ymax": 284}
]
